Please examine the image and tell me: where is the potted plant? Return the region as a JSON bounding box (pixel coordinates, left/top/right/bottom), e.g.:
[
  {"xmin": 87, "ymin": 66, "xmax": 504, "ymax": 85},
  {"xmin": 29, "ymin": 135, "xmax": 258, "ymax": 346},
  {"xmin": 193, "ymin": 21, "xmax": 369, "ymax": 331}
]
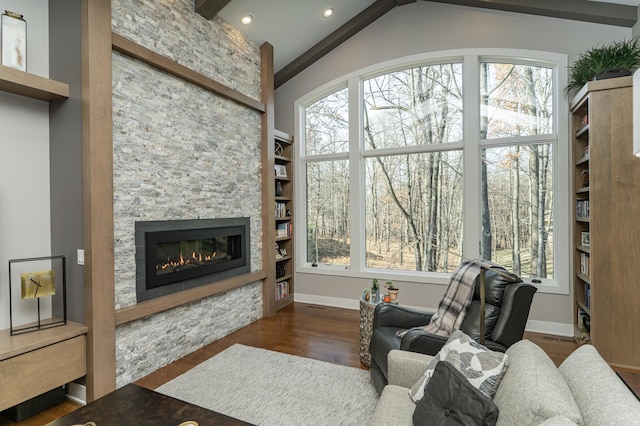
[
  {"xmin": 385, "ymin": 280, "xmax": 399, "ymax": 302},
  {"xmin": 566, "ymin": 37, "xmax": 640, "ymax": 94},
  {"xmin": 371, "ymin": 278, "xmax": 379, "ymax": 303}
]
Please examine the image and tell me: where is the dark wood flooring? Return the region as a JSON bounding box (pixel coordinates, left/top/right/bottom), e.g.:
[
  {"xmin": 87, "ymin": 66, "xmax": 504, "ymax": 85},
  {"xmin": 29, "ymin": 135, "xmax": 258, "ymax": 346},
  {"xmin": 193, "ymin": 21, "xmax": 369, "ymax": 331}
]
[{"xmin": 0, "ymin": 302, "xmax": 588, "ymax": 425}]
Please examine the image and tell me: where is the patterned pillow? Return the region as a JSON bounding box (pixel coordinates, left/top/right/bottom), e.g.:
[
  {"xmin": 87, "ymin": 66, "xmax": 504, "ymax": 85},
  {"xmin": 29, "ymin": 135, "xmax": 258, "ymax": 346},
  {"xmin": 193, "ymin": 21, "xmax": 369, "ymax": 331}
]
[{"xmin": 409, "ymin": 330, "xmax": 508, "ymax": 403}]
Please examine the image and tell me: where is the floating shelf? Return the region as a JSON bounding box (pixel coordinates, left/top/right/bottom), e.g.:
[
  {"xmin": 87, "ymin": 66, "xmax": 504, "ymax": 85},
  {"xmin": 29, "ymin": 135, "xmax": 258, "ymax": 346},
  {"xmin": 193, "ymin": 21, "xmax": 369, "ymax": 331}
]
[{"xmin": 0, "ymin": 65, "xmax": 69, "ymax": 101}]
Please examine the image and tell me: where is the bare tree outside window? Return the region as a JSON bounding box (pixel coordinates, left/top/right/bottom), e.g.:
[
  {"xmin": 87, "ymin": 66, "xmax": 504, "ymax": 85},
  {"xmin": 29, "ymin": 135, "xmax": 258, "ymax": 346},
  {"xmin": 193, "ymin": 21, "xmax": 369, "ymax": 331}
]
[
  {"xmin": 481, "ymin": 63, "xmax": 554, "ymax": 279},
  {"xmin": 300, "ymin": 55, "xmax": 561, "ymax": 282},
  {"xmin": 305, "ymin": 88, "xmax": 350, "ymax": 266},
  {"xmin": 363, "ymin": 64, "xmax": 464, "ymax": 272}
]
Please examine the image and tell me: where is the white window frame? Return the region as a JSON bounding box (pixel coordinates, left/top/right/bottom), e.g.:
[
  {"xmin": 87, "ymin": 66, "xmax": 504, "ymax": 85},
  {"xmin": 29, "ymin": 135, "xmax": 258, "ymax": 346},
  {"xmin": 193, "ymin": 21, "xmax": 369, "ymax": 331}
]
[{"xmin": 294, "ymin": 49, "xmax": 569, "ymax": 295}]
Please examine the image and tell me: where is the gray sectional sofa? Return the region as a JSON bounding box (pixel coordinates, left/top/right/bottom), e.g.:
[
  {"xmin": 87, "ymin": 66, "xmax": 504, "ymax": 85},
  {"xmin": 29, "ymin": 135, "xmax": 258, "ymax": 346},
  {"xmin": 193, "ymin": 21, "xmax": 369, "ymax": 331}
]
[{"xmin": 371, "ymin": 340, "xmax": 640, "ymax": 425}]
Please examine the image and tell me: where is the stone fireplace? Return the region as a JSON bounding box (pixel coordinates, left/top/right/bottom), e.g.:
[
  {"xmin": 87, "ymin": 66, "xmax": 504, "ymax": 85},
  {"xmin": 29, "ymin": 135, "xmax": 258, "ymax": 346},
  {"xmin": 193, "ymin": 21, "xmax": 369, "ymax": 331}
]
[
  {"xmin": 135, "ymin": 218, "xmax": 250, "ymax": 302},
  {"xmin": 111, "ymin": 0, "xmax": 263, "ymax": 388}
]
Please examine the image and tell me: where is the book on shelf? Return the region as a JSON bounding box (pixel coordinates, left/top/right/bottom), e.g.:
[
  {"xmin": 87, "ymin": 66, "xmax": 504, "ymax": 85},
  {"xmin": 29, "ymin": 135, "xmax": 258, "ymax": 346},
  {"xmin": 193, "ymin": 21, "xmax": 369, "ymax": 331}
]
[
  {"xmin": 585, "ymin": 283, "xmax": 591, "ymax": 309},
  {"xmin": 276, "ymin": 222, "xmax": 292, "ymax": 238},
  {"xmin": 275, "ymin": 202, "xmax": 289, "ymax": 218},
  {"xmin": 576, "ymin": 199, "xmax": 590, "ymax": 219},
  {"xmin": 580, "ymin": 253, "xmax": 590, "ymax": 277},
  {"xmin": 276, "ymin": 280, "xmax": 289, "ymax": 300}
]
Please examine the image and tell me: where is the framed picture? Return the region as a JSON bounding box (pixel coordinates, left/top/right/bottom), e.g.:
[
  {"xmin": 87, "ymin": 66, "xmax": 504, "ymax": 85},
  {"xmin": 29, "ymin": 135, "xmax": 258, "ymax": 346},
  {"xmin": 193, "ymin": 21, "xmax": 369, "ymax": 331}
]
[
  {"xmin": 274, "ymin": 164, "xmax": 287, "ymax": 178},
  {"xmin": 1, "ymin": 11, "xmax": 27, "ymax": 71},
  {"xmin": 581, "ymin": 232, "xmax": 590, "ymax": 247},
  {"xmin": 8, "ymin": 255, "xmax": 67, "ymax": 335}
]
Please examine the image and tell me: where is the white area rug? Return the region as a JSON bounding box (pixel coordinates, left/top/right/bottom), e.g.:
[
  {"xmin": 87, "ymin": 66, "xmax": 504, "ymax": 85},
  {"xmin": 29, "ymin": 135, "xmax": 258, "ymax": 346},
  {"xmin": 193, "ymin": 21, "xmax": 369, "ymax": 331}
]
[{"xmin": 156, "ymin": 344, "xmax": 379, "ymax": 425}]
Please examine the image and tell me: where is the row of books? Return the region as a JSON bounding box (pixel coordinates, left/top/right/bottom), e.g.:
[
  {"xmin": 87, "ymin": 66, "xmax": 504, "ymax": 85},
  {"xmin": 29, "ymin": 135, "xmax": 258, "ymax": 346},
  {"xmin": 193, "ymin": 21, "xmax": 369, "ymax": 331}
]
[
  {"xmin": 580, "ymin": 253, "xmax": 590, "ymax": 277},
  {"xmin": 275, "ymin": 202, "xmax": 289, "ymax": 218},
  {"xmin": 576, "ymin": 199, "xmax": 590, "ymax": 219},
  {"xmin": 276, "ymin": 280, "xmax": 290, "ymax": 300},
  {"xmin": 276, "ymin": 222, "xmax": 292, "ymax": 238}
]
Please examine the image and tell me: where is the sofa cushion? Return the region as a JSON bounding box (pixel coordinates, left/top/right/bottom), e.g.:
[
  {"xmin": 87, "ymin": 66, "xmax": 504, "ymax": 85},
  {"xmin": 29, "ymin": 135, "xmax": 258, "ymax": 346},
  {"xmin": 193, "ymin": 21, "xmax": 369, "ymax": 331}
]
[
  {"xmin": 538, "ymin": 416, "xmax": 580, "ymax": 426},
  {"xmin": 493, "ymin": 340, "xmax": 583, "ymax": 426},
  {"xmin": 558, "ymin": 344, "xmax": 640, "ymax": 425},
  {"xmin": 413, "ymin": 361, "xmax": 499, "ymax": 426},
  {"xmin": 410, "ymin": 330, "xmax": 508, "ymax": 402},
  {"xmin": 370, "ymin": 384, "xmax": 415, "ymax": 426}
]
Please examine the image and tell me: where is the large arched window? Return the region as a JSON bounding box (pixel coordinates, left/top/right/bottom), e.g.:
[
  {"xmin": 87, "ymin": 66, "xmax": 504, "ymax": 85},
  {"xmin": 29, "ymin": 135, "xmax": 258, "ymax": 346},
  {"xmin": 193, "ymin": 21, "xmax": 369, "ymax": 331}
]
[{"xmin": 295, "ymin": 50, "xmax": 569, "ymax": 293}]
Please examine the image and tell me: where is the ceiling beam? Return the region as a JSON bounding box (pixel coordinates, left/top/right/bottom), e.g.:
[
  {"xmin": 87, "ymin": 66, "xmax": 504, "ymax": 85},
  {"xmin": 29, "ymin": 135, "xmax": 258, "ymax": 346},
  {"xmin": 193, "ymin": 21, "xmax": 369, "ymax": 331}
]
[
  {"xmin": 423, "ymin": 0, "xmax": 637, "ymax": 28},
  {"xmin": 275, "ymin": 0, "xmax": 407, "ymax": 88},
  {"xmin": 195, "ymin": 0, "xmax": 232, "ymax": 20}
]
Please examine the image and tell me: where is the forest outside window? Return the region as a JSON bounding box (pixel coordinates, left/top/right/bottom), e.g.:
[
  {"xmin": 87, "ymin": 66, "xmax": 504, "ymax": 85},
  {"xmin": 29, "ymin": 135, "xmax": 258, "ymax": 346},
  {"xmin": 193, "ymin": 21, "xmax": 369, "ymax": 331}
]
[
  {"xmin": 480, "ymin": 63, "xmax": 555, "ymax": 279},
  {"xmin": 298, "ymin": 50, "xmax": 568, "ymax": 290}
]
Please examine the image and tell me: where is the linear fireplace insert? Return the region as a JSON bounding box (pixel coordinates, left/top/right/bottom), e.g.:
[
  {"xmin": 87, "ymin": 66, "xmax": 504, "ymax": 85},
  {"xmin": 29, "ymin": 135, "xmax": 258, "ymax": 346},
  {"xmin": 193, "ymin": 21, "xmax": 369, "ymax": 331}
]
[{"xmin": 135, "ymin": 218, "xmax": 250, "ymax": 302}]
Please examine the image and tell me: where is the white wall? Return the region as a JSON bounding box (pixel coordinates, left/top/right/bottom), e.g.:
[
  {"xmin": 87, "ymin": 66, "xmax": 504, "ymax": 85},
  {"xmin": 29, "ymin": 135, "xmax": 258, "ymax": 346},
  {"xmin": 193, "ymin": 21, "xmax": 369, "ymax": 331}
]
[
  {"xmin": 0, "ymin": 1, "xmax": 52, "ymax": 330},
  {"xmin": 274, "ymin": 2, "xmax": 631, "ymax": 335}
]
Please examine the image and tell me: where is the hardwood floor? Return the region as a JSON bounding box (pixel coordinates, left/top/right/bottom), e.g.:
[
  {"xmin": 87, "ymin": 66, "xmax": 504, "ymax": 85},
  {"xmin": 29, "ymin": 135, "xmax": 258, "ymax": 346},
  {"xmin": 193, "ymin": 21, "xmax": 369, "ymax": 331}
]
[{"xmin": 1, "ymin": 302, "xmax": 580, "ymax": 425}]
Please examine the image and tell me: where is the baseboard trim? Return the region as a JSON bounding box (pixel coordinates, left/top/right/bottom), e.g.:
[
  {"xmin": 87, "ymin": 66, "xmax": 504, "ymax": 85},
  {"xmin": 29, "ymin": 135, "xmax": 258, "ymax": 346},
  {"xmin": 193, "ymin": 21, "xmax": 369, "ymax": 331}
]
[
  {"xmin": 294, "ymin": 293, "xmax": 573, "ymax": 337},
  {"xmin": 66, "ymin": 382, "xmax": 86, "ymax": 406}
]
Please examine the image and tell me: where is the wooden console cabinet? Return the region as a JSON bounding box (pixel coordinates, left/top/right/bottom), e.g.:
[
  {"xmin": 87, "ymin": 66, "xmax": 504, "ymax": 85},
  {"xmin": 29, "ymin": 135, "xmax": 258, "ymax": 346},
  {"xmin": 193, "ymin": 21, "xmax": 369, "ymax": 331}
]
[{"xmin": 0, "ymin": 322, "xmax": 87, "ymax": 411}]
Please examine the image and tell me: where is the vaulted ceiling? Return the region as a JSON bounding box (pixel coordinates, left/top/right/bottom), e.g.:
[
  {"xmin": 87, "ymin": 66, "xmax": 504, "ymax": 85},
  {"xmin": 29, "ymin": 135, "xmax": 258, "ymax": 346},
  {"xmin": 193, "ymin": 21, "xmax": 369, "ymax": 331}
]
[{"xmin": 195, "ymin": 0, "xmax": 640, "ymax": 88}]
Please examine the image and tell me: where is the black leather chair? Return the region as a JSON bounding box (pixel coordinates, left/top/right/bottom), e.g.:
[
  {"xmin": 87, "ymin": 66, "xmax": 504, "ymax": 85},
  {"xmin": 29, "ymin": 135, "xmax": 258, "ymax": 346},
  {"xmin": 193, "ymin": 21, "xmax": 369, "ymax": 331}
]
[{"xmin": 369, "ymin": 268, "xmax": 537, "ymax": 394}]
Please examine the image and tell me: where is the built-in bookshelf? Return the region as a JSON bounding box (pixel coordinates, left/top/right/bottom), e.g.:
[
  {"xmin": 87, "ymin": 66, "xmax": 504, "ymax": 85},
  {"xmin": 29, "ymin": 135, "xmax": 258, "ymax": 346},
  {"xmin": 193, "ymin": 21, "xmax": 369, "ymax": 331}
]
[
  {"xmin": 570, "ymin": 76, "xmax": 640, "ymax": 371},
  {"xmin": 274, "ymin": 130, "xmax": 294, "ymax": 309}
]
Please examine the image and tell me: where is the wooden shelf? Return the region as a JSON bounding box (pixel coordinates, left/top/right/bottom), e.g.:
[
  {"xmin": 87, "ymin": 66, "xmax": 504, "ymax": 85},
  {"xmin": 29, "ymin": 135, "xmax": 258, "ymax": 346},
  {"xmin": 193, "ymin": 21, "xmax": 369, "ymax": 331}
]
[
  {"xmin": 272, "ymin": 130, "xmax": 294, "ymax": 312},
  {"xmin": 0, "ymin": 65, "xmax": 69, "ymax": 101},
  {"xmin": 570, "ymin": 77, "xmax": 640, "ymax": 370},
  {"xmin": 575, "ymin": 124, "xmax": 590, "ymax": 138}
]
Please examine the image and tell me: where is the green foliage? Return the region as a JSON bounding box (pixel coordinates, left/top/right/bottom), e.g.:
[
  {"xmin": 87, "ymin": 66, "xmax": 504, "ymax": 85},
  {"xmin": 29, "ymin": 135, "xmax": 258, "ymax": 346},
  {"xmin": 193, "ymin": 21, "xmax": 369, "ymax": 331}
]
[
  {"xmin": 372, "ymin": 278, "xmax": 379, "ymax": 290},
  {"xmin": 567, "ymin": 38, "xmax": 640, "ymax": 94},
  {"xmin": 385, "ymin": 280, "xmax": 396, "ymax": 290}
]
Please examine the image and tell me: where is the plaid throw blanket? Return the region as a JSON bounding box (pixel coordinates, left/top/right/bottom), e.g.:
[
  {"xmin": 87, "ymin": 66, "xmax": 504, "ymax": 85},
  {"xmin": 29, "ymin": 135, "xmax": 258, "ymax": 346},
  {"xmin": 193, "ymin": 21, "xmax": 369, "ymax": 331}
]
[{"xmin": 397, "ymin": 259, "xmax": 501, "ymax": 338}]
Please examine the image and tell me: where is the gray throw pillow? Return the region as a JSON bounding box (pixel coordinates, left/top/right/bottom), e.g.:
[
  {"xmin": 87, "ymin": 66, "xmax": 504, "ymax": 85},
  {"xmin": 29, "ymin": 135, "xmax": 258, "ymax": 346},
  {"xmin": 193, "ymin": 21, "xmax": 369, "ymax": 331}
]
[
  {"xmin": 413, "ymin": 360, "xmax": 499, "ymax": 426},
  {"xmin": 410, "ymin": 330, "xmax": 508, "ymax": 402}
]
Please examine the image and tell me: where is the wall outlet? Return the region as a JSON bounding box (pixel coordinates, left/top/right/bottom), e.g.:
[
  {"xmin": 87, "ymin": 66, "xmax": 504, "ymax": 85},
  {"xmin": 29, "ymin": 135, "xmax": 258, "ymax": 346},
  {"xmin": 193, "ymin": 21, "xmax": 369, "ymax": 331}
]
[{"xmin": 77, "ymin": 249, "xmax": 85, "ymax": 266}]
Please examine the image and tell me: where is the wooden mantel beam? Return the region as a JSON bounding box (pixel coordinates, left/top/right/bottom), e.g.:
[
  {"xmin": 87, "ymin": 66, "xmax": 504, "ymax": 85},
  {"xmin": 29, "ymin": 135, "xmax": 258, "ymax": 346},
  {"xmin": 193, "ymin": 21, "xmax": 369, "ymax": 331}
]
[{"xmin": 195, "ymin": 0, "xmax": 232, "ymax": 20}]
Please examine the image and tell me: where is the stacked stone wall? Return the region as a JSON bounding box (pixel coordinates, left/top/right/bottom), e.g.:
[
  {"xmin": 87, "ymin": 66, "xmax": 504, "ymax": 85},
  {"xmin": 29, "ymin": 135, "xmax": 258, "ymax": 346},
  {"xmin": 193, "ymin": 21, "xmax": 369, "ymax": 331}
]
[{"xmin": 111, "ymin": 0, "xmax": 263, "ymax": 386}]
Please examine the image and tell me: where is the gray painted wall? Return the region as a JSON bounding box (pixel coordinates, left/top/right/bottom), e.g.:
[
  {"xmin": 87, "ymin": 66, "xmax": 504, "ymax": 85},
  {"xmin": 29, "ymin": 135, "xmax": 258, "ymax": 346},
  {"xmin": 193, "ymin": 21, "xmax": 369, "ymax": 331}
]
[
  {"xmin": 0, "ymin": 0, "xmax": 52, "ymax": 330},
  {"xmin": 274, "ymin": 2, "xmax": 631, "ymax": 332},
  {"xmin": 634, "ymin": 6, "xmax": 640, "ymax": 37},
  {"xmin": 49, "ymin": 0, "xmax": 84, "ymax": 323}
]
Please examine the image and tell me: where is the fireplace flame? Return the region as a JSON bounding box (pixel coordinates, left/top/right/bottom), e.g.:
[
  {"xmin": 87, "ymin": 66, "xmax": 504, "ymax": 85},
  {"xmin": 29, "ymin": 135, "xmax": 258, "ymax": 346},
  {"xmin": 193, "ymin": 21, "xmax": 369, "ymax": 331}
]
[{"xmin": 156, "ymin": 250, "xmax": 222, "ymax": 273}]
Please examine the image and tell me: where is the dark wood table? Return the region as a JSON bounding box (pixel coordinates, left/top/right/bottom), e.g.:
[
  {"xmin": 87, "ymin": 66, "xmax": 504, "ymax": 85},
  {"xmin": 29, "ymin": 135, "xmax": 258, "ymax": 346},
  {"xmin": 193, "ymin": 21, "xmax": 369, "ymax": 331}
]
[{"xmin": 47, "ymin": 384, "xmax": 253, "ymax": 426}]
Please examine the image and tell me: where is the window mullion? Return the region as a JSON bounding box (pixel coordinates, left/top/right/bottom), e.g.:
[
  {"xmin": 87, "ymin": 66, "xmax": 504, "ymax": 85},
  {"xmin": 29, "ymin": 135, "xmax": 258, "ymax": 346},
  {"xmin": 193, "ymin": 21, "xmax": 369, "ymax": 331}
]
[
  {"xmin": 349, "ymin": 77, "xmax": 363, "ymax": 272},
  {"xmin": 462, "ymin": 55, "xmax": 481, "ymax": 260}
]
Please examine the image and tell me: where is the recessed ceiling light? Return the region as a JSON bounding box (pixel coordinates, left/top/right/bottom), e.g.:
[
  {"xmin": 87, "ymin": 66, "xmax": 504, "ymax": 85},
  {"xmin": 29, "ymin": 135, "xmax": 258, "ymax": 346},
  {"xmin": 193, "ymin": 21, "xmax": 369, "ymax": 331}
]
[
  {"xmin": 241, "ymin": 14, "xmax": 253, "ymax": 25},
  {"xmin": 323, "ymin": 7, "xmax": 334, "ymax": 18}
]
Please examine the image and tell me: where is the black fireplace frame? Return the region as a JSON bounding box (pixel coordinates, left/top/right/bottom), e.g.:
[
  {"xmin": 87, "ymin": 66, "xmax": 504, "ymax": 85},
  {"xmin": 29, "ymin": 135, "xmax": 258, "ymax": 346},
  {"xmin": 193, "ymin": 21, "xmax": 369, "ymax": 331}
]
[{"xmin": 135, "ymin": 218, "xmax": 250, "ymax": 302}]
